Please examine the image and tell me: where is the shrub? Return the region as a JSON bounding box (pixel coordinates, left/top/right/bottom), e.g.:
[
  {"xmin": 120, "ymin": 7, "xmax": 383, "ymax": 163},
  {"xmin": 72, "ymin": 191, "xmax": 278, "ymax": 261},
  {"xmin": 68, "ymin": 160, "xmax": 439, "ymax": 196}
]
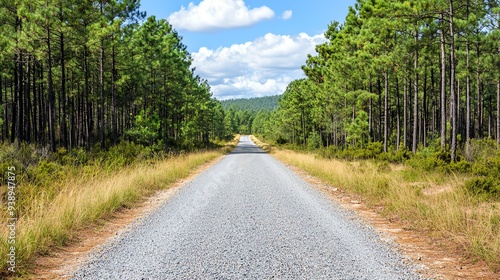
[
  {"xmin": 362, "ymin": 141, "xmax": 383, "ymax": 159},
  {"xmin": 106, "ymin": 141, "xmax": 145, "ymax": 167},
  {"xmin": 30, "ymin": 160, "xmax": 64, "ymax": 187},
  {"xmin": 317, "ymin": 145, "xmax": 337, "ymax": 159},
  {"xmin": 464, "ymin": 138, "xmax": 500, "ymax": 162},
  {"xmin": 276, "ymin": 136, "xmax": 288, "ymax": 145},
  {"xmin": 471, "ymin": 156, "xmax": 500, "ymax": 179},
  {"xmin": 407, "ymin": 153, "xmax": 438, "ymax": 171},
  {"xmin": 464, "ymin": 177, "xmax": 500, "ymax": 200},
  {"xmin": 307, "ymin": 132, "xmax": 322, "ymax": 150},
  {"xmin": 382, "ymin": 147, "xmax": 411, "ymax": 163},
  {"xmin": 446, "ymin": 159, "xmax": 471, "ymax": 173}
]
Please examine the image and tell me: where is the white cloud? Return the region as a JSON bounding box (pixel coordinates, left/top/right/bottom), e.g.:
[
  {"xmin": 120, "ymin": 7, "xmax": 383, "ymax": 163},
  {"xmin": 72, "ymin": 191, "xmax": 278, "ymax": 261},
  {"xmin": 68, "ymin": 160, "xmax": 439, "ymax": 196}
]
[
  {"xmin": 192, "ymin": 32, "xmax": 327, "ymax": 100},
  {"xmin": 282, "ymin": 10, "xmax": 292, "ymax": 20},
  {"xmin": 168, "ymin": 0, "xmax": 274, "ymax": 32}
]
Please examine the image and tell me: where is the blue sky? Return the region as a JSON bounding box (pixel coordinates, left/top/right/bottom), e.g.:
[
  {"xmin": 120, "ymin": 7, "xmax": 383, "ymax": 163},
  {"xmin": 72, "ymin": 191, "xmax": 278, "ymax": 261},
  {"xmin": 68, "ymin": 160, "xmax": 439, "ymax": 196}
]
[{"xmin": 140, "ymin": 0, "xmax": 356, "ymax": 100}]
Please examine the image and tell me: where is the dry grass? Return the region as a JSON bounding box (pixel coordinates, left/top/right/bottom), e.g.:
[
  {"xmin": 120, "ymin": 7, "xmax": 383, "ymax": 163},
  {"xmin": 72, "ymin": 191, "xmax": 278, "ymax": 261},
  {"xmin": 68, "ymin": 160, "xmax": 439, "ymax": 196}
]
[
  {"xmin": 272, "ymin": 148, "xmax": 500, "ymax": 271},
  {"xmin": 225, "ymin": 134, "xmax": 241, "ymax": 151},
  {"xmin": 250, "ymin": 135, "xmax": 271, "ymax": 152},
  {"xmin": 0, "ymin": 150, "xmax": 225, "ymax": 276}
]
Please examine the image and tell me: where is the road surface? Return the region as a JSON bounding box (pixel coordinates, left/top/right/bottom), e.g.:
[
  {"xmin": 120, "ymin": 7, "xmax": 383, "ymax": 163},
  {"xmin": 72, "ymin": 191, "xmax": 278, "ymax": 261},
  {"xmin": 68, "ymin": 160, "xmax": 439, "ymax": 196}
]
[{"xmin": 72, "ymin": 136, "xmax": 421, "ymax": 279}]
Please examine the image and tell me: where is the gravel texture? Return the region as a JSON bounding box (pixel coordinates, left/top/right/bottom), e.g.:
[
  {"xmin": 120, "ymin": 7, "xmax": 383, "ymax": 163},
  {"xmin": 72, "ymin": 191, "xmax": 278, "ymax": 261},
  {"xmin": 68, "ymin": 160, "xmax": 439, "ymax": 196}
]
[{"xmin": 72, "ymin": 136, "xmax": 423, "ymax": 279}]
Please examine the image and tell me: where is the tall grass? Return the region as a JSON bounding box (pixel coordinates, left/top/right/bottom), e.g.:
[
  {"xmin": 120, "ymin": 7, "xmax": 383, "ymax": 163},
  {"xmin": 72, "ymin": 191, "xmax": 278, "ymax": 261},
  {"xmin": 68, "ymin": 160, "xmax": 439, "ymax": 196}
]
[
  {"xmin": 272, "ymin": 149, "xmax": 500, "ymax": 271},
  {"xmin": 0, "ymin": 148, "xmax": 225, "ymax": 276},
  {"xmin": 250, "ymin": 135, "xmax": 271, "ymax": 152}
]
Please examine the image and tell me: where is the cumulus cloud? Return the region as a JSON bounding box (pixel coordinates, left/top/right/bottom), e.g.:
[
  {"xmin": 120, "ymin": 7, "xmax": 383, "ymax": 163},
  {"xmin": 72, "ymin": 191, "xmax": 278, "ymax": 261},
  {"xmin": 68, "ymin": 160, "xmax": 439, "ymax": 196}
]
[
  {"xmin": 282, "ymin": 10, "xmax": 292, "ymax": 20},
  {"xmin": 168, "ymin": 0, "xmax": 274, "ymax": 32},
  {"xmin": 191, "ymin": 33, "xmax": 327, "ymax": 99}
]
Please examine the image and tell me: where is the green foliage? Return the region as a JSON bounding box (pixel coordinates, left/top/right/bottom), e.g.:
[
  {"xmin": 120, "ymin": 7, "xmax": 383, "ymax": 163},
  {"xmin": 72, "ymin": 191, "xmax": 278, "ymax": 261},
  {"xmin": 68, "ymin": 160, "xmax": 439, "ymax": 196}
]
[
  {"xmin": 464, "ymin": 139, "xmax": 500, "ymax": 162},
  {"xmin": 276, "ymin": 136, "xmax": 288, "ymax": 145},
  {"xmin": 346, "ymin": 111, "xmax": 370, "ymax": 147},
  {"xmin": 446, "ymin": 159, "xmax": 472, "ymax": 174},
  {"xmin": 406, "ymin": 148, "xmax": 454, "ymax": 172},
  {"xmin": 465, "ymin": 139, "xmax": 500, "ymax": 180},
  {"xmin": 363, "ymin": 142, "xmax": 384, "ymax": 158},
  {"xmin": 106, "ymin": 141, "xmax": 149, "ymax": 167},
  {"xmin": 126, "ymin": 109, "xmax": 160, "ymax": 145},
  {"xmin": 464, "ymin": 177, "xmax": 500, "ymax": 201},
  {"xmin": 382, "ymin": 147, "xmax": 412, "ymax": 163},
  {"xmin": 307, "ymin": 132, "xmax": 322, "ymax": 150},
  {"xmin": 30, "ymin": 160, "xmax": 64, "ymax": 187},
  {"xmin": 472, "ymin": 157, "xmax": 500, "ymax": 177},
  {"xmin": 58, "ymin": 148, "xmax": 89, "ymax": 166}
]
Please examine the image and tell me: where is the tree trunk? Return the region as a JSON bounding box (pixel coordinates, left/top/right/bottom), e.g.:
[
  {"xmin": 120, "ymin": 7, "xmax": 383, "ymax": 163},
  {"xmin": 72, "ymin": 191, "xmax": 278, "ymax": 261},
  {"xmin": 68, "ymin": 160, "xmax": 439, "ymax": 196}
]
[
  {"xmin": 466, "ymin": 2, "xmax": 471, "ymax": 145},
  {"xmin": 384, "ymin": 70, "xmax": 388, "ymax": 152},
  {"xmin": 476, "ymin": 41, "xmax": 483, "ymax": 138},
  {"xmin": 47, "ymin": 26, "xmax": 56, "ymax": 152},
  {"xmin": 99, "ymin": 1, "xmax": 105, "ymax": 148},
  {"xmin": 449, "ymin": 0, "xmax": 457, "ymax": 161},
  {"xmin": 376, "ymin": 78, "xmax": 381, "ymax": 141},
  {"xmin": 112, "ymin": 41, "xmax": 118, "ymax": 145},
  {"xmin": 84, "ymin": 44, "xmax": 90, "ymax": 151},
  {"xmin": 369, "ymin": 77, "xmax": 373, "ymax": 138},
  {"xmin": 423, "ymin": 67, "xmax": 428, "ymax": 147},
  {"xmin": 25, "ymin": 55, "xmax": 31, "ymax": 142},
  {"xmin": 396, "ymin": 77, "xmax": 401, "ymax": 150},
  {"xmin": 497, "ymin": 78, "xmax": 500, "ymax": 143},
  {"xmin": 403, "ymin": 76, "xmax": 407, "ymax": 148},
  {"xmin": 100, "ymin": 39, "xmax": 105, "ymax": 148},
  {"xmin": 497, "ymin": 13, "xmax": 500, "ymax": 143},
  {"xmin": 412, "ymin": 30, "xmax": 419, "ymax": 154},
  {"xmin": 440, "ymin": 13, "xmax": 447, "ymax": 150},
  {"xmin": 60, "ymin": 5, "xmax": 68, "ymax": 149}
]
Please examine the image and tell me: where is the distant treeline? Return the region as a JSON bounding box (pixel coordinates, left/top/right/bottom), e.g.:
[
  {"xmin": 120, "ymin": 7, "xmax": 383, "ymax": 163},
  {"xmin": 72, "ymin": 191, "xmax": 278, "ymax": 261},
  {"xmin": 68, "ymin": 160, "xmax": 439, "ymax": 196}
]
[{"xmin": 221, "ymin": 95, "xmax": 280, "ymax": 112}]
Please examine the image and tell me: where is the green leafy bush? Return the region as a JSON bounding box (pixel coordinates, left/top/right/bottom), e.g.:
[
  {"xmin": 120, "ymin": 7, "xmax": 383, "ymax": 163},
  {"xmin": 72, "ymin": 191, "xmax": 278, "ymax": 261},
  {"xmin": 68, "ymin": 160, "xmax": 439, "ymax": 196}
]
[
  {"xmin": 125, "ymin": 109, "xmax": 160, "ymax": 145},
  {"xmin": 464, "ymin": 138, "xmax": 500, "ymax": 162},
  {"xmin": 445, "ymin": 159, "xmax": 471, "ymax": 173},
  {"xmin": 382, "ymin": 147, "xmax": 411, "ymax": 163},
  {"xmin": 361, "ymin": 141, "xmax": 383, "ymax": 159},
  {"xmin": 30, "ymin": 160, "xmax": 64, "ymax": 187},
  {"xmin": 317, "ymin": 145, "xmax": 338, "ymax": 159},
  {"xmin": 464, "ymin": 177, "xmax": 500, "ymax": 200},
  {"xmin": 106, "ymin": 141, "xmax": 146, "ymax": 167},
  {"xmin": 307, "ymin": 132, "xmax": 322, "ymax": 150},
  {"xmin": 471, "ymin": 157, "xmax": 500, "ymax": 178},
  {"xmin": 276, "ymin": 136, "xmax": 288, "ymax": 145}
]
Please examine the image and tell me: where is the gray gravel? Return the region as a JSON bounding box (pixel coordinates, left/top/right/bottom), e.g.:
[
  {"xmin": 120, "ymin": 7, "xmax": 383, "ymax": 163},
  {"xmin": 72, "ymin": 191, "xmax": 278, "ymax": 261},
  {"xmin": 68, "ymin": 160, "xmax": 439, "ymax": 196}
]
[{"xmin": 72, "ymin": 135, "xmax": 423, "ymax": 279}]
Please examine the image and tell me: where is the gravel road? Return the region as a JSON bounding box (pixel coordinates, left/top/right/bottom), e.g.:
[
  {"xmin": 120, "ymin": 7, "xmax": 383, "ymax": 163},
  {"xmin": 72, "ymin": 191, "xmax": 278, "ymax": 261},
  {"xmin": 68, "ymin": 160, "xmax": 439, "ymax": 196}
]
[{"xmin": 72, "ymin": 136, "xmax": 422, "ymax": 279}]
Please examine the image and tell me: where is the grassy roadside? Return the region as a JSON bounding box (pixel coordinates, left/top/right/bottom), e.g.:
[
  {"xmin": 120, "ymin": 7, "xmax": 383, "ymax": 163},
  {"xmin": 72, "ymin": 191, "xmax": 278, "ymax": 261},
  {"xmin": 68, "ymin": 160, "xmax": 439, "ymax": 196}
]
[
  {"xmin": 0, "ymin": 135, "xmax": 240, "ymax": 277},
  {"xmin": 249, "ymin": 135, "xmax": 271, "ymax": 152},
  {"xmin": 252, "ymin": 136, "xmax": 500, "ymax": 272}
]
